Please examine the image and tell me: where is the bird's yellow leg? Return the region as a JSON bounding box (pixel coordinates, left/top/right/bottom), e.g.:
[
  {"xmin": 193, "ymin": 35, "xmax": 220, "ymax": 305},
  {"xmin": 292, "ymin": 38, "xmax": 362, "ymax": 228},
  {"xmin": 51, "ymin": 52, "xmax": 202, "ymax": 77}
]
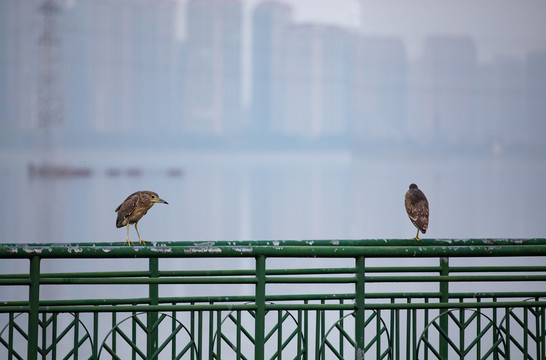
[
  {"xmin": 414, "ymin": 229, "xmax": 420, "ymax": 242},
  {"xmin": 135, "ymin": 222, "xmax": 150, "ymax": 245},
  {"xmin": 123, "ymin": 224, "xmax": 135, "ymax": 246}
]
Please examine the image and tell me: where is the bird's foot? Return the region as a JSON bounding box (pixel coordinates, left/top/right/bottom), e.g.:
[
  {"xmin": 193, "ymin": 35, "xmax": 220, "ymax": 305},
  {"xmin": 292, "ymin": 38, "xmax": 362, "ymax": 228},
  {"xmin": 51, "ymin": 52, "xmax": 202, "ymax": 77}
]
[
  {"xmin": 414, "ymin": 236, "xmax": 419, "ymax": 242},
  {"xmin": 138, "ymin": 239, "xmax": 151, "ymax": 246},
  {"xmin": 123, "ymin": 238, "xmax": 135, "ymax": 246}
]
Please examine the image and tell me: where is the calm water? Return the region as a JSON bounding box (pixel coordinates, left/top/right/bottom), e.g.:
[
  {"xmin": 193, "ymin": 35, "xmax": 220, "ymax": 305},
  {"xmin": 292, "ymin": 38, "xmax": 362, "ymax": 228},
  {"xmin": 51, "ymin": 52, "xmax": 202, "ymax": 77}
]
[{"xmin": 1, "ymin": 150, "xmax": 545, "ymax": 244}]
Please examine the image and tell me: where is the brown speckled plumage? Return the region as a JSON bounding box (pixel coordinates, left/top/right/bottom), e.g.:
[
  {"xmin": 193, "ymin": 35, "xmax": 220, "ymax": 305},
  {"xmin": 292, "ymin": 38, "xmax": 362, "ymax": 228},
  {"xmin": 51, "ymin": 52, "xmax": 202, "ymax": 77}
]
[
  {"xmin": 405, "ymin": 183, "xmax": 429, "ymax": 241},
  {"xmin": 115, "ymin": 191, "xmax": 168, "ymax": 245}
]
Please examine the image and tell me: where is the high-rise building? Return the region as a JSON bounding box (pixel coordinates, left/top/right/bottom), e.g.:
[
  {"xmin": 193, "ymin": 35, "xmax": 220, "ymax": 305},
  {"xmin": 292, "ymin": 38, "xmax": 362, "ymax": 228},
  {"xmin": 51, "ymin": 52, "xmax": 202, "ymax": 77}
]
[
  {"xmin": 476, "ymin": 58, "xmax": 525, "ymax": 147},
  {"xmin": 281, "ymin": 24, "xmax": 351, "ymax": 137},
  {"xmin": 185, "ymin": 0, "xmax": 243, "ymax": 135},
  {"xmin": 419, "ymin": 36, "xmax": 478, "ymax": 144},
  {"xmin": 251, "ymin": 1, "xmax": 292, "ymax": 134},
  {"xmin": 350, "ymin": 36, "xmax": 407, "ymax": 141},
  {"xmin": 31, "ymin": 0, "xmax": 179, "ymax": 135},
  {"xmin": 68, "ymin": 0, "xmax": 178, "ymax": 133}
]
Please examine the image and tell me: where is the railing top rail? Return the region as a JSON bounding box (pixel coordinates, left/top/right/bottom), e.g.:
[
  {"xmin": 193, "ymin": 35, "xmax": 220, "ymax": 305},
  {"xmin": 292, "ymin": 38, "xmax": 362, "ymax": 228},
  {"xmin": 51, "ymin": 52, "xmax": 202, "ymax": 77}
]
[{"xmin": 1, "ymin": 238, "xmax": 545, "ymax": 259}]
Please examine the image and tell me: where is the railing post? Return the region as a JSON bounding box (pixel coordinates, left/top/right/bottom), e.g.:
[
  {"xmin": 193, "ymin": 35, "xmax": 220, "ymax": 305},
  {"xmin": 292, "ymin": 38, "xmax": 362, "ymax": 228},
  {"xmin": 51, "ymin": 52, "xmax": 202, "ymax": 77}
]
[
  {"xmin": 355, "ymin": 256, "xmax": 366, "ymax": 360},
  {"xmin": 148, "ymin": 257, "xmax": 159, "ymax": 358},
  {"xmin": 27, "ymin": 256, "xmax": 40, "ymax": 360},
  {"xmin": 255, "ymin": 255, "xmax": 266, "ymax": 360},
  {"xmin": 439, "ymin": 257, "xmax": 449, "ymax": 359}
]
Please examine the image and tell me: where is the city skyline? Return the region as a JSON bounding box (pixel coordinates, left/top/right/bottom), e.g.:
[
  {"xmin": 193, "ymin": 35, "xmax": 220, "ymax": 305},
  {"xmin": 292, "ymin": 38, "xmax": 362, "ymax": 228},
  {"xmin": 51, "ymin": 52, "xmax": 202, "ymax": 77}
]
[
  {"xmin": 1, "ymin": 0, "xmax": 545, "ymax": 153},
  {"xmin": 268, "ymin": 0, "xmax": 546, "ymax": 62}
]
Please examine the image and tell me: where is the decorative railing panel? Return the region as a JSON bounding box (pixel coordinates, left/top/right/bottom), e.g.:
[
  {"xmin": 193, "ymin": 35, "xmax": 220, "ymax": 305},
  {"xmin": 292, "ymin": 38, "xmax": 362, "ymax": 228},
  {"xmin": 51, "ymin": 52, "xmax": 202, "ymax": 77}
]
[{"xmin": 0, "ymin": 239, "xmax": 545, "ymax": 359}]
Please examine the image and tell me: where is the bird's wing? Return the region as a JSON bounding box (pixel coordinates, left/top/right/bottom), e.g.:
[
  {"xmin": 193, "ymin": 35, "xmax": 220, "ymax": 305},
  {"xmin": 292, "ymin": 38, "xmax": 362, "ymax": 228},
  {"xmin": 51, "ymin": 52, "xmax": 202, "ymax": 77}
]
[
  {"xmin": 405, "ymin": 193, "xmax": 419, "ymax": 221},
  {"xmin": 405, "ymin": 189, "xmax": 429, "ymax": 231},
  {"xmin": 115, "ymin": 193, "xmax": 139, "ymax": 227},
  {"xmin": 416, "ymin": 191, "xmax": 429, "ymax": 218},
  {"xmin": 415, "ymin": 194, "xmax": 429, "ymax": 232}
]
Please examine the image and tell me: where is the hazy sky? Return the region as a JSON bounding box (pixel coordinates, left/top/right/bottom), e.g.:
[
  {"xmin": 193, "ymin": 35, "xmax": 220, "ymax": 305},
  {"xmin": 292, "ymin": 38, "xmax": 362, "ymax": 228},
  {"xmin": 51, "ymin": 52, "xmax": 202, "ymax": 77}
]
[{"xmin": 246, "ymin": 0, "xmax": 546, "ymax": 61}]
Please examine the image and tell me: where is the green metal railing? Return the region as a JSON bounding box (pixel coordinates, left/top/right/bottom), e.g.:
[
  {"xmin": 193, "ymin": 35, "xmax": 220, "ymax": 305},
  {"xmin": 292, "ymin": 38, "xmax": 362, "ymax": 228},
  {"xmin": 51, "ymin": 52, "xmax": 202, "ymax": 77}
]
[{"xmin": 1, "ymin": 238, "xmax": 545, "ymax": 359}]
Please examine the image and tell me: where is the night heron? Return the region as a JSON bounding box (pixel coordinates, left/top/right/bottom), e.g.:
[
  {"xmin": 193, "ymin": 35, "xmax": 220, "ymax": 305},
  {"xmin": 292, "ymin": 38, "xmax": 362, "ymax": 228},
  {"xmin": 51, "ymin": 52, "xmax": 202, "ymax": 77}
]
[
  {"xmin": 405, "ymin": 183, "xmax": 429, "ymax": 242},
  {"xmin": 115, "ymin": 191, "xmax": 168, "ymax": 246}
]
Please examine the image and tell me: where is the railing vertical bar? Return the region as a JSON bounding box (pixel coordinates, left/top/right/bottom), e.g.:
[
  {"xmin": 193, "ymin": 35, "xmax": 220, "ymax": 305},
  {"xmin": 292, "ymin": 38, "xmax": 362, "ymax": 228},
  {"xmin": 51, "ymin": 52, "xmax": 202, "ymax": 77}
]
[
  {"xmin": 459, "ymin": 299, "xmax": 464, "ymax": 360},
  {"xmin": 74, "ymin": 312, "xmax": 79, "ymax": 360},
  {"xmin": 320, "ymin": 299, "xmax": 325, "ymax": 360},
  {"xmin": 237, "ymin": 310, "xmax": 242, "ymax": 360},
  {"xmin": 8, "ymin": 312, "xmax": 15, "ymax": 359},
  {"xmin": 277, "ymin": 310, "xmax": 282, "ymax": 360},
  {"xmin": 93, "ymin": 311, "xmax": 99, "ymax": 360},
  {"xmin": 208, "ymin": 305, "xmax": 214, "ymax": 359},
  {"xmin": 439, "ymin": 257, "xmax": 449, "ymax": 360},
  {"xmin": 304, "ymin": 300, "xmax": 309, "ymax": 360},
  {"xmin": 339, "ymin": 299, "xmax": 344, "ymax": 358},
  {"xmin": 255, "ymin": 255, "xmax": 266, "ymax": 360},
  {"xmin": 216, "ymin": 310, "xmax": 222, "ymax": 358},
  {"xmin": 476, "ymin": 298, "xmax": 481, "ymax": 359},
  {"xmin": 389, "ymin": 299, "xmax": 396, "ymax": 360},
  {"xmin": 173, "ymin": 303, "xmax": 178, "ymax": 360},
  {"xmin": 355, "ymin": 256, "xmax": 365, "ymax": 360},
  {"xmin": 535, "ymin": 297, "xmax": 546, "ymax": 359},
  {"xmin": 132, "ymin": 309, "xmax": 137, "ymax": 360},
  {"xmin": 148, "ymin": 257, "xmax": 159, "ymax": 358},
  {"xmin": 412, "ymin": 308, "xmax": 417, "ymax": 360},
  {"xmin": 523, "ymin": 308, "xmax": 529, "ymax": 354},
  {"xmin": 376, "ymin": 309, "xmax": 381, "ymax": 359},
  {"xmin": 424, "ymin": 298, "xmax": 429, "ymax": 360},
  {"xmin": 492, "ymin": 299, "xmax": 498, "ymax": 359},
  {"xmin": 396, "ymin": 306, "xmax": 400, "ymax": 360},
  {"xmin": 314, "ymin": 306, "xmax": 320, "ymax": 359},
  {"xmin": 48, "ymin": 312, "xmax": 54, "ymax": 360},
  {"xmin": 505, "ymin": 307, "xmax": 510, "ymax": 359},
  {"xmin": 405, "ymin": 299, "xmax": 411, "ymax": 359},
  {"xmin": 198, "ymin": 310, "xmax": 203, "ymax": 360},
  {"xmin": 297, "ymin": 309, "xmax": 303, "ymax": 359},
  {"xmin": 27, "ymin": 256, "xmax": 40, "ymax": 360},
  {"xmin": 112, "ymin": 310, "xmax": 117, "ymax": 356}
]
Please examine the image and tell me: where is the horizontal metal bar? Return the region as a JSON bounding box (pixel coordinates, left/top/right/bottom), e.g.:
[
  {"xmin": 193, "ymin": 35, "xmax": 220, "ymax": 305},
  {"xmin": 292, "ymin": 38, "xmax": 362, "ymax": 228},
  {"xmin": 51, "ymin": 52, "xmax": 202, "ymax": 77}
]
[
  {"xmin": 2, "ymin": 243, "xmax": 546, "ymax": 258},
  {"xmin": 364, "ymin": 274, "xmax": 546, "ymax": 282},
  {"xmin": 3, "ymin": 264, "xmax": 546, "ymax": 283},
  {"xmin": 266, "ymin": 276, "xmax": 356, "ymax": 283},
  {"xmin": 38, "ymin": 273, "xmax": 546, "ymax": 286},
  {"xmin": 3, "ymin": 291, "xmax": 546, "ymax": 312},
  {"xmin": 449, "ymin": 265, "xmax": 546, "ymax": 273},
  {"xmin": 0, "ymin": 270, "xmax": 151, "ymax": 279},
  {"xmin": 267, "ymin": 300, "xmax": 546, "ymax": 311},
  {"xmin": 266, "ymin": 274, "xmax": 546, "ymax": 283},
  {"xmin": 3, "ymin": 273, "xmax": 545, "ymax": 287},
  {"xmin": 2, "ymin": 300, "xmax": 545, "ymax": 314},
  {"xmin": 37, "ymin": 277, "xmax": 257, "ymax": 285},
  {"xmin": 0, "ymin": 279, "xmax": 31, "ymax": 285},
  {"xmin": 32, "ymin": 304, "xmax": 260, "ymax": 313},
  {"xmin": 5, "ymin": 238, "xmax": 545, "ymax": 248}
]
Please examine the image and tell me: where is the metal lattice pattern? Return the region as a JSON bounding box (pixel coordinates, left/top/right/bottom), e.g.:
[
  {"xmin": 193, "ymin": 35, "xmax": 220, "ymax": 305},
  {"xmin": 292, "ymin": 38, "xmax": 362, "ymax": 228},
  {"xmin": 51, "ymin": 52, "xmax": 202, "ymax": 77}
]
[{"xmin": 0, "ymin": 238, "xmax": 545, "ymax": 359}]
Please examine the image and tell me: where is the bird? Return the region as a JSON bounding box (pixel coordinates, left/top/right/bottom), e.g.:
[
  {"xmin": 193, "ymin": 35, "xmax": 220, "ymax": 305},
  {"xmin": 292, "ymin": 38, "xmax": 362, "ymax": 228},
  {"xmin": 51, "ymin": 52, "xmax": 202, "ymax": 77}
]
[
  {"xmin": 115, "ymin": 191, "xmax": 168, "ymax": 246},
  {"xmin": 405, "ymin": 183, "xmax": 429, "ymax": 242}
]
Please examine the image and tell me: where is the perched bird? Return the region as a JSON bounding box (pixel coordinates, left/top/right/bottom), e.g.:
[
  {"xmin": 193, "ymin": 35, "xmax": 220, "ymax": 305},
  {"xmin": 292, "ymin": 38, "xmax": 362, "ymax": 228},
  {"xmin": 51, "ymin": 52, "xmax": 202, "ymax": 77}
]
[
  {"xmin": 115, "ymin": 191, "xmax": 168, "ymax": 246},
  {"xmin": 405, "ymin": 183, "xmax": 429, "ymax": 242}
]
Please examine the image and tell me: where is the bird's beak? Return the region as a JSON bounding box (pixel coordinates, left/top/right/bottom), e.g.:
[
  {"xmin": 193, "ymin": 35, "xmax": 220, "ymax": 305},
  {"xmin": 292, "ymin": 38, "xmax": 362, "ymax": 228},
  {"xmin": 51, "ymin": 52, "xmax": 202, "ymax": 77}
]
[{"xmin": 155, "ymin": 198, "xmax": 168, "ymax": 204}]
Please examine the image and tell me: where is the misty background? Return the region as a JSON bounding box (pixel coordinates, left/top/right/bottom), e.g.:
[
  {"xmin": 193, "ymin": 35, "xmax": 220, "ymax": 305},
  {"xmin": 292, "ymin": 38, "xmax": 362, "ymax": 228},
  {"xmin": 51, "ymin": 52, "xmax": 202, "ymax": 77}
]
[
  {"xmin": 1, "ymin": 0, "xmax": 546, "ymax": 276},
  {"xmin": 1, "ymin": 0, "xmax": 546, "ymax": 245},
  {"xmin": 0, "ymin": 3, "xmax": 545, "ymax": 357}
]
